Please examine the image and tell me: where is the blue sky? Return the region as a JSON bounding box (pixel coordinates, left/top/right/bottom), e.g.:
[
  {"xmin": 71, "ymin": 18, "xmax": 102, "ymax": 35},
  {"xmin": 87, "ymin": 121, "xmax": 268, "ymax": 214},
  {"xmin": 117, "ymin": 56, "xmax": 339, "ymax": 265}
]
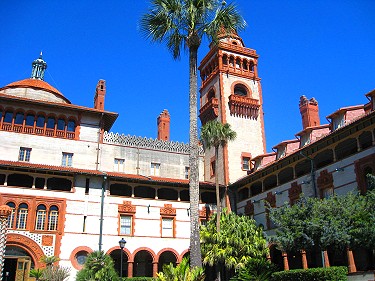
[{"xmin": 1, "ymin": 1, "xmax": 374, "ymax": 151}]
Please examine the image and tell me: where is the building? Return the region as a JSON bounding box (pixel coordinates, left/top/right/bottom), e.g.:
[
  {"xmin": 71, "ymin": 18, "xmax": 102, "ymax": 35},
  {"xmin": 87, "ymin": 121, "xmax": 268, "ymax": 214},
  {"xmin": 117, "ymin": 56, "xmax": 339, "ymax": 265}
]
[{"xmin": 0, "ymin": 30, "xmax": 374, "ymax": 280}]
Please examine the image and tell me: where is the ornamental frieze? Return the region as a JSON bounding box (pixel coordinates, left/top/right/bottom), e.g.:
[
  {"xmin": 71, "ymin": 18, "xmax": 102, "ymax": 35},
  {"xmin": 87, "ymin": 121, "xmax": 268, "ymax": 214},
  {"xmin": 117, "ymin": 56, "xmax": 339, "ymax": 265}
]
[
  {"xmin": 118, "ymin": 201, "xmax": 136, "ymax": 214},
  {"xmin": 160, "ymin": 204, "xmax": 176, "ymax": 216}
]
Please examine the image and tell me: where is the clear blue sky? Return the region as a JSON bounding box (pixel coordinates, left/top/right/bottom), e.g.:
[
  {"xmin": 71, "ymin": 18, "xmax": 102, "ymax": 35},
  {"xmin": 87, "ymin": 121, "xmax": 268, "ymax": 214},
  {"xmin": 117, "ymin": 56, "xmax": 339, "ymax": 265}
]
[{"xmin": 1, "ymin": 1, "xmax": 374, "ymax": 151}]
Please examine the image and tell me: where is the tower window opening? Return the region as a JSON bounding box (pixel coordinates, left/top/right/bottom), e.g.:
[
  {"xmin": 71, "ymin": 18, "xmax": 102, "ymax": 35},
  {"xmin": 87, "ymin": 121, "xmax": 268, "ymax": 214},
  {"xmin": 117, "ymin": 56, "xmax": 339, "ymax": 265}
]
[
  {"xmin": 222, "ymin": 55, "xmax": 228, "ymax": 65},
  {"xmin": 243, "ymin": 61, "xmax": 248, "ymax": 70},
  {"xmin": 234, "ymin": 85, "xmax": 248, "ymax": 97}
]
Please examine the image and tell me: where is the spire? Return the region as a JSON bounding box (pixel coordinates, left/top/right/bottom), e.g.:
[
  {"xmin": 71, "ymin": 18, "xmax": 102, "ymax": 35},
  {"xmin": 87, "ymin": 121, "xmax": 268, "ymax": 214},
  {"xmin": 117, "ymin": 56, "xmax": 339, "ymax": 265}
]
[{"xmin": 31, "ymin": 52, "xmax": 47, "ymax": 80}]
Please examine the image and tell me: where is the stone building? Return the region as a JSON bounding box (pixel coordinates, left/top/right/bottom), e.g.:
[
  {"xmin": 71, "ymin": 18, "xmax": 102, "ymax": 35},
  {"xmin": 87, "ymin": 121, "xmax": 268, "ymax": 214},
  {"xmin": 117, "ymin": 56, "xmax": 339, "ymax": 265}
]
[{"xmin": 0, "ymin": 30, "xmax": 374, "ymax": 280}]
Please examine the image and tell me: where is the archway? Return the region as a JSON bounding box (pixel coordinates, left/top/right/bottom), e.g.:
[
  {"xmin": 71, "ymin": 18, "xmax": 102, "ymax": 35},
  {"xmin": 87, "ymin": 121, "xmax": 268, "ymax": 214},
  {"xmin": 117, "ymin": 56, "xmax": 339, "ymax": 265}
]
[
  {"xmin": 157, "ymin": 250, "xmax": 178, "ymax": 273},
  {"xmin": 133, "ymin": 250, "xmax": 154, "ymax": 277},
  {"xmin": 110, "ymin": 249, "xmax": 129, "ymax": 277}
]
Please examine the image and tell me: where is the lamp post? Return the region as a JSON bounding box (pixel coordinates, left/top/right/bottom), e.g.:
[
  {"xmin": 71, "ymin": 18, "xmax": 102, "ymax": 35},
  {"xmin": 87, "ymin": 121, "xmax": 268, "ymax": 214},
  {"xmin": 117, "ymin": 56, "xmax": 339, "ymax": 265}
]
[{"xmin": 118, "ymin": 238, "xmax": 126, "ymax": 279}]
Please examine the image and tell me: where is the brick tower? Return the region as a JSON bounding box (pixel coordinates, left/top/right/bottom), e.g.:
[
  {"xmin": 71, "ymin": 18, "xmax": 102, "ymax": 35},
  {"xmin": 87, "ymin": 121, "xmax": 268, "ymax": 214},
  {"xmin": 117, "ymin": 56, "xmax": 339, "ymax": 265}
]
[
  {"xmin": 157, "ymin": 109, "xmax": 170, "ymax": 141},
  {"xmin": 299, "ymin": 95, "xmax": 320, "ymax": 129},
  {"xmin": 199, "ymin": 31, "xmax": 266, "ymax": 184}
]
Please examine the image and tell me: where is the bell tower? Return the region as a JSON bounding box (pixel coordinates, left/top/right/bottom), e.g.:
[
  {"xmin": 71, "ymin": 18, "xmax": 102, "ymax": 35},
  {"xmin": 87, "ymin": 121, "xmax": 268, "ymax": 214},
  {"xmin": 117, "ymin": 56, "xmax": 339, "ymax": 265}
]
[{"xmin": 199, "ymin": 31, "xmax": 266, "ymax": 184}]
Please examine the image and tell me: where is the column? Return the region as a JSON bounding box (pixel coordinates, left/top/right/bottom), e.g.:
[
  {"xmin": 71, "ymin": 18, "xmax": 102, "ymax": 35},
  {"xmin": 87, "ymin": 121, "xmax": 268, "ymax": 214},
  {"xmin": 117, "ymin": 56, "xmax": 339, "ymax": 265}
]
[
  {"xmin": 347, "ymin": 248, "xmax": 357, "ymax": 273},
  {"xmin": 0, "ymin": 205, "xmax": 12, "ymax": 281},
  {"xmin": 301, "ymin": 250, "xmax": 308, "ymax": 269},
  {"xmin": 127, "ymin": 261, "xmax": 133, "ymax": 277},
  {"xmin": 323, "ymin": 250, "xmax": 330, "ymax": 268},
  {"xmin": 282, "ymin": 252, "xmax": 289, "ymax": 271},
  {"xmin": 152, "ymin": 262, "xmax": 158, "ymax": 277}
]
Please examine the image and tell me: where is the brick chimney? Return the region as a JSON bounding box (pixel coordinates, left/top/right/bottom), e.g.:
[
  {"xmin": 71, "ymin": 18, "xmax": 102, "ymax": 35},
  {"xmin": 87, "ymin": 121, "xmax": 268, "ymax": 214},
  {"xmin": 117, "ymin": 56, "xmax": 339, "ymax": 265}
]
[
  {"xmin": 94, "ymin": 80, "xmax": 106, "ymax": 110},
  {"xmin": 157, "ymin": 109, "xmax": 170, "ymax": 141},
  {"xmin": 299, "ymin": 95, "xmax": 320, "ymax": 129}
]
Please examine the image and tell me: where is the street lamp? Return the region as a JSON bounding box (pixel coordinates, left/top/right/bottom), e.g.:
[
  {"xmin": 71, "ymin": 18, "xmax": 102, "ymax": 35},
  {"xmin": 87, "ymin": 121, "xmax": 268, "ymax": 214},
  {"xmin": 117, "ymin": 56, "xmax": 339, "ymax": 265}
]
[{"xmin": 118, "ymin": 238, "xmax": 126, "ymax": 279}]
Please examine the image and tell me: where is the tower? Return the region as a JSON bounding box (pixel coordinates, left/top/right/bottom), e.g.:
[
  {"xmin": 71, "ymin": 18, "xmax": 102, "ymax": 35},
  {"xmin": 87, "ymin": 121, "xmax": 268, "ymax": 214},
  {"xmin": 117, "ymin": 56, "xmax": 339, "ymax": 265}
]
[
  {"xmin": 31, "ymin": 52, "xmax": 47, "ymax": 80},
  {"xmin": 199, "ymin": 31, "xmax": 266, "ymax": 184},
  {"xmin": 157, "ymin": 109, "xmax": 170, "ymax": 141},
  {"xmin": 94, "ymin": 80, "xmax": 106, "ymax": 110}
]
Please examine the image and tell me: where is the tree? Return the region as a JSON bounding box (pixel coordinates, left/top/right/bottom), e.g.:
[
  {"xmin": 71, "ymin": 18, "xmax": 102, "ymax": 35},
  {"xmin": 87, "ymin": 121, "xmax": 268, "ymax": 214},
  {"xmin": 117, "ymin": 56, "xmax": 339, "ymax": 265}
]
[
  {"xmin": 29, "ymin": 268, "xmax": 44, "ymax": 281},
  {"xmin": 201, "ymin": 211, "xmax": 268, "ymax": 281},
  {"xmin": 40, "ymin": 255, "xmax": 60, "ymax": 267},
  {"xmin": 201, "ymin": 120, "xmax": 236, "ymax": 232},
  {"xmin": 156, "ymin": 257, "xmax": 205, "ymax": 281},
  {"xmin": 76, "ymin": 251, "xmax": 119, "ymax": 281},
  {"xmin": 141, "ymin": 0, "xmax": 245, "ymax": 268}
]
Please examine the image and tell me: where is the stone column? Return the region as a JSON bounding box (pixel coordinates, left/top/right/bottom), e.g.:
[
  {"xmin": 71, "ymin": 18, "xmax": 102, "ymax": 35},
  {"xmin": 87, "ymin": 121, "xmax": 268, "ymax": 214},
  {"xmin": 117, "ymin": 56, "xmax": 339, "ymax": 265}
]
[
  {"xmin": 282, "ymin": 251, "xmax": 289, "ymax": 271},
  {"xmin": 0, "ymin": 205, "xmax": 12, "ymax": 281},
  {"xmin": 152, "ymin": 262, "xmax": 158, "ymax": 277},
  {"xmin": 127, "ymin": 261, "xmax": 133, "ymax": 277},
  {"xmin": 347, "ymin": 248, "xmax": 357, "ymax": 273},
  {"xmin": 301, "ymin": 250, "xmax": 308, "ymax": 269},
  {"xmin": 323, "ymin": 250, "xmax": 330, "ymax": 268}
]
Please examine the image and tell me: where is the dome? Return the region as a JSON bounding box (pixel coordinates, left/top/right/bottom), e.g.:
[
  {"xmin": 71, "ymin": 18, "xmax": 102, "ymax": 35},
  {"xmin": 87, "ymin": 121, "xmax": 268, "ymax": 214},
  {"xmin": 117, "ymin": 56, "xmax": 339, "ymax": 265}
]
[{"xmin": 0, "ymin": 78, "xmax": 71, "ymax": 104}]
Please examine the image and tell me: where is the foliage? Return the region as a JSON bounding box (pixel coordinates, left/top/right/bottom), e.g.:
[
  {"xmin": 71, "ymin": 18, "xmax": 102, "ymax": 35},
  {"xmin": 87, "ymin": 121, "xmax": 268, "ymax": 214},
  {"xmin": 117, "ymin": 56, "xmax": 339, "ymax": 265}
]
[
  {"xmin": 40, "ymin": 255, "xmax": 60, "ymax": 267},
  {"xmin": 29, "ymin": 268, "xmax": 44, "ymax": 280},
  {"xmin": 201, "ymin": 211, "xmax": 268, "ymax": 270},
  {"xmin": 156, "ymin": 257, "xmax": 205, "ymax": 281},
  {"xmin": 141, "ymin": 0, "xmax": 245, "ymax": 268},
  {"xmin": 201, "ymin": 120, "xmax": 236, "ymax": 232},
  {"xmin": 230, "ymin": 258, "xmax": 278, "ymax": 281},
  {"xmin": 270, "ymin": 266, "xmax": 347, "ymax": 281},
  {"xmin": 76, "ymin": 250, "xmax": 120, "ymax": 281},
  {"xmin": 40, "ymin": 265, "xmax": 70, "ymax": 281},
  {"xmin": 367, "ymin": 173, "xmax": 375, "ymax": 191},
  {"xmin": 122, "ymin": 276, "xmax": 156, "ymax": 281},
  {"xmin": 268, "ymin": 190, "xmax": 375, "ymax": 254}
]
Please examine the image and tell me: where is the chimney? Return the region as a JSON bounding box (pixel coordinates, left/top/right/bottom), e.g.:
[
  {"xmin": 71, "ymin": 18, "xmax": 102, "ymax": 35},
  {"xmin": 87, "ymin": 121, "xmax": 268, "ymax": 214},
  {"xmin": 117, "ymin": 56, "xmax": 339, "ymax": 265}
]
[
  {"xmin": 299, "ymin": 95, "xmax": 320, "ymax": 129},
  {"xmin": 157, "ymin": 109, "xmax": 170, "ymax": 141},
  {"xmin": 94, "ymin": 80, "xmax": 106, "ymax": 110}
]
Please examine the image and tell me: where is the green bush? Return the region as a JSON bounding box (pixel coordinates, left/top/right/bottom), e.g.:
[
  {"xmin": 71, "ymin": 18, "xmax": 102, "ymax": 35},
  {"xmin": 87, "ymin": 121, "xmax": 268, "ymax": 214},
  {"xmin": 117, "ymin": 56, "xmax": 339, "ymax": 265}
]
[
  {"xmin": 271, "ymin": 266, "xmax": 348, "ymax": 281},
  {"xmin": 122, "ymin": 277, "xmax": 155, "ymax": 281}
]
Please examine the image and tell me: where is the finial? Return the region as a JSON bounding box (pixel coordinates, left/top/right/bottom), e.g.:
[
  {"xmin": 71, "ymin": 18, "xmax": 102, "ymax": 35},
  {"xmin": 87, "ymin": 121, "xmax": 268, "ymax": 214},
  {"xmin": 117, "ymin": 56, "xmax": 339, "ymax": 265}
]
[{"xmin": 31, "ymin": 53, "xmax": 47, "ymax": 80}]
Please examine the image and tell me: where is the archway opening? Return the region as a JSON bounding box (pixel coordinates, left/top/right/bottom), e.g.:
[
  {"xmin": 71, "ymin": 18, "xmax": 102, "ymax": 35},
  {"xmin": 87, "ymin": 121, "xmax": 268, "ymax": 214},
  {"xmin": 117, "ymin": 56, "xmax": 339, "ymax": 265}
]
[
  {"xmin": 110, "ymin": 249, "xmax": 129, "ymax": 277},
  {"xmin": 134, "ymin": 250, "xmax": 153, "ymax": 277},
  {"xmin": 158, "ymin": 251, "xmax": 177, "ymax": 273}
]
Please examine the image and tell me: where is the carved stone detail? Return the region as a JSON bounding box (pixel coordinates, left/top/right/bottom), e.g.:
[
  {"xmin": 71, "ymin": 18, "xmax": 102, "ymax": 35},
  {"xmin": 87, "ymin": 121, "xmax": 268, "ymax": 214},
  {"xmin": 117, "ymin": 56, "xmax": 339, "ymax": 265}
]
[
  {"xmin": 118, "ymin": 201, "xmax": 136, "ymax": 214},
  {"xmin": 42, "ymin": 235, "xmax": 53, "ymax": 246},
  {"xmin": 244, "ymin": 200, "xmax": 254, "ymax": 216},
  {"xmin": 103, "ymin": 132, "xmax": 204, "ymax": 155},
  {"xmin": 289, "ymin": 182, "xmax": 302, "ymax": 204},
  {"xmin": 160, "ymin": 204, "xmax": 176, "ymax": 216},
  {"xmin": 317, "ymin": 170, "xmax": 333, "ymax": 190},
  {"xmin": 199, "ymin": 98, "xmax": 219, "ymax": 125}
]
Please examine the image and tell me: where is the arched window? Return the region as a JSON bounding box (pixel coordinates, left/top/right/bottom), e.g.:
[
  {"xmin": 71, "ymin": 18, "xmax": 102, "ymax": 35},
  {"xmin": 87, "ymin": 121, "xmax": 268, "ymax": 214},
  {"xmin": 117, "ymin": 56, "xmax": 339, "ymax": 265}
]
[
  {"xmin": 207, "ymin": 90, "xmax": 215, "ymax": 101},
  {"xmin": 4, "ymin": 111, "xmax": 13, "ymax": 123},
  {"xmin": 17, "ymin": 203, "xmax": 28, "ymax": 230},
  {"xmin": 57, "ymin": 118, "xmax": 65, "ymax": 131},
  {"xmin": 222, "ymin": 54, "xmax": 228, "ymax": 66},
  {"xmin": 67, "ymin": 120, "xmax": 76, "ymax": 132},
  {"xmin": 6, "ymin": 202, "xmax": 16, "ymax": 228},
  {"xmin": 48, "ymin": 205, "xmax": 59, "ymax": 231},
  {"xmin": 36, "ymin": 115, "xmax": 45, "ymax": 128},
  {"xmin": 229, "ymin": 57, "xmax": 234, "ymax": 67},
  {"xmin": 46, "ymin": 117, "xmax": 55, "ymax": 129},
  {"xmin": 249, "ymin": 60, "xmax": 255, "ymax": 71},
  {"xmin": 236, "ymin": 58, "xmax": 241, "ymax": 69},
  {"xmin": 26, "ymin": 114, "xmax": 35, "ymax": 126},
  {"xmin": 243, "ymin": 60, "xmax": 248, "ymax": 70},
  {"xmin": 234, "ymin": 85, "xmax": 248, "ymax": 97},
  {"xmin": 35, "ymin": 204, "xmax": 47, "ymax": 230},
  {"xmin": 14, "ymin": 112, "xmax": 24, "ymax": 125}
]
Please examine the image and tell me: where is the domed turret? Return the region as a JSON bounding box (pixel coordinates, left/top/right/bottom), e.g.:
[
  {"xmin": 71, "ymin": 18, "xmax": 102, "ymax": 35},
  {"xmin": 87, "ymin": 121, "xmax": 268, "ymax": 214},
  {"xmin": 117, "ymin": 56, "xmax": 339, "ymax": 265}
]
[{"xmin": 31, "ymin": 52, "xmax": 47, "ymax": 80}]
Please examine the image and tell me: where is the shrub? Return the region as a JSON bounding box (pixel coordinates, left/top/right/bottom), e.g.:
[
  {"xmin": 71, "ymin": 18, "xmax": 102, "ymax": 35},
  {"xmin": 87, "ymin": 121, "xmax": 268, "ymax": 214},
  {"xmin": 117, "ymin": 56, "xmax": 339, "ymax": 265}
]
[
  {"xmin": 123, "ymin": 278, "xmax": 156, "ymax": 281},
  {"xmin": 271, "ymin": 266, "xmax": 348, "ymax": 281},
  {"xmin": 230, "ymin": 258, "xmax": 278, "ymax": 281}
]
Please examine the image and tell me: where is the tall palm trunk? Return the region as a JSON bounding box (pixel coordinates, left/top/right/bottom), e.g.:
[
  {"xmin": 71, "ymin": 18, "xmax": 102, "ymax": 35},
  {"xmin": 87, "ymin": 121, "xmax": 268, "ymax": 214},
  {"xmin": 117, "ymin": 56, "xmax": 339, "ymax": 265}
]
[
  {"xmin": 188, "ymin": 45, "xmax": 202, "ymax": 268},
  {"xmin": 215, "ymin": 146, "xmax": 221, "ymax": 232}
]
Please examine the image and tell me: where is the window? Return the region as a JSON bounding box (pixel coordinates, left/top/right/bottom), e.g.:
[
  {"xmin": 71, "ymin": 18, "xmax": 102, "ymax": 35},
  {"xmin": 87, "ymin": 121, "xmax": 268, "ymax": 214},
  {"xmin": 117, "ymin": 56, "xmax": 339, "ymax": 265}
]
[
  {"xmin": 234, "ymin": 85, "xmax": 247, "ymax": 96},
  {"xmin": 17, "ymin": 203, "xmax": 28, "ymax": 229},
  {"xmin": 75, "ymin": 251, "xmax": 89, "ymax": 266},
  {"xmin": 332, "ymin": 113, "xmax": 345, "ymax": 130},
  {"xmin": 184, "ymin": 167, "xmax": 190, "ymax": 179},
  {"xmin": 161, "ymin": 217, "xmax": 174, "ymax": 237},
  {"xmin": 18, "ymin": 147, "xmax": 31, "ymax": 162},
  {"xmin": 25, "ymin": 114, "xmax": 35, "ymax": 126},
  {"xmin": 67, "ymin": 120, "xmax": 76, "ymax": 132},
  {"xmin": 242, "ymin": 157, "xmax": 250, "ymax": 170},
  {"xmin": 114, "ymin": 158, "xmax": 125, "ymax": 172},
  {"xmin": 4, "ymin": 111, "xmax": 13, "ymax": 123},
  {"xmin": 62, "ymin": 152, "xmax": 73, "ymax": 167},
  {"xmin": 6, "ymin": 202, "xmax": 16, "ymax": 228},
  {"xmin": 36, "ymin": 115, "xmax": 45, "ymax": 127},
  {"xmin": 57, "ymin": 118, "xmax": 65, "ymax": 130},
  {"xmin": 46, "ymin": 117, "xmax": 55, "ymax": 129},
  {"xmin": 48, "ymin": 206, "xmax": 59, "ymax": 231},
  {"xmin": 15, "ymin": 112, "xmax": 24, "ymax": 125},
  {"xmin": 151, "ymin": 163, "xmax": 160, "ymax": 176},
  {"xmin": 35, "ymin": 205, "xmax": 47, "ymax": 230},
  {"xmin": 120, "ymin": 215, "xmax": 132, "ymax": 235},
  {"xmin": 210, "ymin": 159, "xmax": 216, "ymax": 178}
]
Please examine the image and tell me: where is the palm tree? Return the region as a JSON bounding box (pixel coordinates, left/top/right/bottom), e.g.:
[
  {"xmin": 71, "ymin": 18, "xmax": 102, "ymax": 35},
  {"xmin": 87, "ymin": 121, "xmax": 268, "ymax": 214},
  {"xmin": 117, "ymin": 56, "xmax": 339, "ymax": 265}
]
[
  {"xmin": 141, "ymin": 0, "xmax": 245, "ymax": 268},
  {"xmin": 40, "ymin": 255, "xmax": 60, "ymax": 267},
  {"xmin": 76, "ymin": 251, "xmax": 119, "ymax": 281},
  {"xmin": 201, "ymin": 120, "xmax": 236, "ymax": 232}
]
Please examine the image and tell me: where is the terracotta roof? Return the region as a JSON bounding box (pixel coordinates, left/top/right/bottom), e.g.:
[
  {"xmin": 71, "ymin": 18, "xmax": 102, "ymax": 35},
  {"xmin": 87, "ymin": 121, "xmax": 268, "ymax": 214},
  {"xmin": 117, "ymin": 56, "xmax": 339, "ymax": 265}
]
[{"xmin": 1, "ymin": 78, "xmax": 71, "ymax": 104}]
